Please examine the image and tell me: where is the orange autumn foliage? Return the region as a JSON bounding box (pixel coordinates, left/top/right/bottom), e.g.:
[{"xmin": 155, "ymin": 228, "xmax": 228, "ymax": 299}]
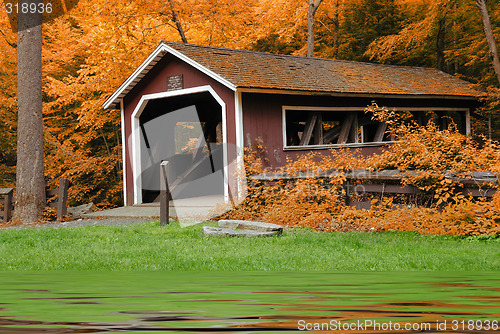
[
  {"xmin": 1, "ymin": 0, "xmax": 499, "ymax": 212},
  {"xmin": 222, "ymin": 106, "xmax": 500, "ymax": 236}
]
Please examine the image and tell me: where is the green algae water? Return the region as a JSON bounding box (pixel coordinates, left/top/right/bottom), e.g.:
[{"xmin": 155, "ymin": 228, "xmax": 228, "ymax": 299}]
[{"xmin": 0, "ymin": 272, "xmax": 499, "ymax": 333}]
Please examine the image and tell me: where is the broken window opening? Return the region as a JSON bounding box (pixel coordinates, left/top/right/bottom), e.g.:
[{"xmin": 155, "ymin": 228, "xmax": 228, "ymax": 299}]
[
  {"xmin": 284, "ymin": 108, "xmax": 468, "ymax": 148},
  {"xmin": 285, "ymin": 109, "xmax": 391, "ymax": 147},
  {"xmin": 411, "ymin": 110, "xmax": 466, "ymax": 134}
]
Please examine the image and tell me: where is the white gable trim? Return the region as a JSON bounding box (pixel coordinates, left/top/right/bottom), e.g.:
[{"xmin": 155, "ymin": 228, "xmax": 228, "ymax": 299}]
[
  {"xmin": 103, "ymin": 42, "xmax": 236, "ymax": 110},
  {"xmin": 165, "ymin": 44, "xmax": 237, "ymax": 92},
  {"xmin": 130, "ymin": 85, "xmax": 229, "ymax": 204},
  {"xmin": 120, "ymin": 100, "xmax": 128, "ymax": 205}
]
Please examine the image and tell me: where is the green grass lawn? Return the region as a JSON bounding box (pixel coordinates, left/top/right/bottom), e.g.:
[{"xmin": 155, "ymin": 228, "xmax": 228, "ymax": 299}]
[{"xmin": 0, "ymin": 221, "xmax": 498, "ymax": 270}]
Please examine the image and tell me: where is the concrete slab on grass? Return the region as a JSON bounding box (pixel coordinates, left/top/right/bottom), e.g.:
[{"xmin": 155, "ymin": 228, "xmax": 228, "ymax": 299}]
[
  {"xmin": 218, "ymin": 219, "xmax": 283, "ymax": 234},
  {"xmin": 202, "ymin": 226, "xmax": 277, "ymax": 237}
]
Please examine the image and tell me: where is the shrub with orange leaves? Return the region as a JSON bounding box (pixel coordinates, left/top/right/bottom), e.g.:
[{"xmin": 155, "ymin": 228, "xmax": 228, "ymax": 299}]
[
  {"xmin": 222, "ymin": 105, "xmax": 500, "ymax": 236},
  {"xmin": 224, "ymin": 141, "xmax": 348, "ymax": 228}
]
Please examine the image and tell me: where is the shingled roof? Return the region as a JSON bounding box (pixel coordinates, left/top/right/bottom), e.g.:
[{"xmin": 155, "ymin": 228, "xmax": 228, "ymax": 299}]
[{"xmin": 104, "ymin": 41, "xmax": 481, "ymax": 109}]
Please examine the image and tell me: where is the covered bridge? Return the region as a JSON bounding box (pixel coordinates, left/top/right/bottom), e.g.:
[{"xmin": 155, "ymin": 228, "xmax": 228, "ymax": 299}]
[{"xmin": 103, "ymin": 41, "xmax": 481, "ymax": 206}]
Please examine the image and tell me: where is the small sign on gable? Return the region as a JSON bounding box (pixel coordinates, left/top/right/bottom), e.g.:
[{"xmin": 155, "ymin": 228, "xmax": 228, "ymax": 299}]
[{"xmin": 167, "ymin": 74, "xmax": 184, "ymax": 91}]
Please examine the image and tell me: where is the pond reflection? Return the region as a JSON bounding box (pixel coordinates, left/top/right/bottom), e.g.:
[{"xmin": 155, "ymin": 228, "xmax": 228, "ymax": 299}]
[{"xmin": 0, "ymin": 272, "xmax": 498, "ymax": 333}]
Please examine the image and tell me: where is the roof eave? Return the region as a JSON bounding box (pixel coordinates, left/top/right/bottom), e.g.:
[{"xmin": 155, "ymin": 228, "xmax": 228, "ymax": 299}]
[{"xmin": 236, "ymin": 87, "xmax": 482, "ymax": 101}]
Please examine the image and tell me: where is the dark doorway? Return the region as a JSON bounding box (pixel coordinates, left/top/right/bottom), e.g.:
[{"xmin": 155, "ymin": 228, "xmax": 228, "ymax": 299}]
[{"xmin": 139, "ymin": 92, "xmax": 224, "ymax": 203}]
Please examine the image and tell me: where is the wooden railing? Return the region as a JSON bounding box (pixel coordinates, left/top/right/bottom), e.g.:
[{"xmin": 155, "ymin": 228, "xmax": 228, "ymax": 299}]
[
  {"xmin": 0, "ymin": 178, "xmax": 70, "ymax": 222},
  {"xmin": 46, "ymin": 178, "xmax": 70, "ymax": 220},
  {"xmin": 0, "ymin": 188, "xmax": 13, "ymax": 222},
  {"xmin": 251, "ymin": 169, "xmax": 498, "ymax": 208}
]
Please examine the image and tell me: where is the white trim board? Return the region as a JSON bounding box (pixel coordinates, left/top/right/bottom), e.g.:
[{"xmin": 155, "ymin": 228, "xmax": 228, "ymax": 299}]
[
  {"xmin": 234, "ymin": 90, "xmax": 245, "ymax": 200},
  {"xmin": 120, "ymin": 100, "xmax": 128, "ymax": 205}
]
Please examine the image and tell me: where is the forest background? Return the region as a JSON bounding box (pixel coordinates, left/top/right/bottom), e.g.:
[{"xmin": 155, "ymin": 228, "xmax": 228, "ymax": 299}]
[{"xmin": 0, "ymin": 0, "xmax": 499, "ymax": 209}]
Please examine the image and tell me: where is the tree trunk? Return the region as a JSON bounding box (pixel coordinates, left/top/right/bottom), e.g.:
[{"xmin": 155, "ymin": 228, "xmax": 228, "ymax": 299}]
[
  {"xmin": 436, "ymin": 17, "xmax": 446, "ymax": 71},
  {"xmin": 14, "ymin": 1, "xmax": 46, "ymax": 223},
  {"xmin": 307, "ymin": 0, "xmax": 324, "ymax": 57},
  {"xmin": 476, "ymin": 0, "xmax": 500, "ymax": 84},
  {"xmin": 332, "ymin": 0, "xmax": 339, "ymax": 57},
  {"xmin": 168, "ymin": 0, "xmax": 188, "ymax": 43}
]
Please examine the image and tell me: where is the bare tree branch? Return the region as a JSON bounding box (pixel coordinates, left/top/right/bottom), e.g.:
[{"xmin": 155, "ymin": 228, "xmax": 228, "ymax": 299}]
[
  {"xmin": 0, "ymin": 28, "xmax": 16, "ymax": 48},
  {"xmin": 167, "ymin": 0, "xmax": 188, "ymax": 43},
  {"xmin": 476, "ymin": 0, "xmax": 500, "ymax": 85},
  {"xmin": 307, "ymin": 0, "xmax": 324, "ymax": 57},
  {"xmin": 126, "ymin": 22, "xmax": 176, "ymax": 56}
]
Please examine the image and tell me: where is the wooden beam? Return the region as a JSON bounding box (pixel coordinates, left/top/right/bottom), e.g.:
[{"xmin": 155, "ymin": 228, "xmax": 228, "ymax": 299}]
[
  {"xmin": 373, "ymin": 122, "xmax": 388, "ymax": 142},
  {"xmin": 191, "ymin": 124, "xmax": 215, "ymax": 173},
  {"xmin": 299, "ymin": 112, "xmax": 318, "ymax": 146},
  {"xmin": 349, "ymin": 114, "xmax": 359, "ymax": 143},
  {"xmin": 313, "ymin": 112, "xmax": 323, "ymax": 144},
  {"xmin": 361, "ymin": 184, "xmax": 421, "ymax": 194},
  {"xmin": 323, "ymin": 124, "xmax": 341, "ymax": 143},
  {"xmin": 337, "ymin": 114, "xmax": 354, "ymax": 144},
  {"xmin": 161, "ymin": 150, "xmax": 218, "ymax": 199}
]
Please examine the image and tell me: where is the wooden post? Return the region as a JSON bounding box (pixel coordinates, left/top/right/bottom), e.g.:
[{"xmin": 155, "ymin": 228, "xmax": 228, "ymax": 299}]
[
  {"xmin": 160, "ymin": 161, "xmax": 170, "ymax": 226},
  {"xmin": 57, "ymin": 178, "xmax": 69, "ymax": 220},
  {"xmin": 5, "ymin": 189, "xmax": 12, "ymax": 222},
  {"xmin": 313, "ymin": 112, "xmax": 323, "ymax": 145},
  {"xmin": 1, "ymin": 188, "xmax": 13, "ymax": 222},
  {"xmin": 343, "ymin": 180, "xmax": 351, "ymax": 206}
]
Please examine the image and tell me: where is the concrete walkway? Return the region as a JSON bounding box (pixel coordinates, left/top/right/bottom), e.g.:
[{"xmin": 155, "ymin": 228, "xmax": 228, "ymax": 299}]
[
  {"xmin": 83, "ymin": 195, "xmax": 228, "ymax": 221},
  {"xmin": 0, "ymin": 195, "xmax": 231, "ymax": 230}
]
